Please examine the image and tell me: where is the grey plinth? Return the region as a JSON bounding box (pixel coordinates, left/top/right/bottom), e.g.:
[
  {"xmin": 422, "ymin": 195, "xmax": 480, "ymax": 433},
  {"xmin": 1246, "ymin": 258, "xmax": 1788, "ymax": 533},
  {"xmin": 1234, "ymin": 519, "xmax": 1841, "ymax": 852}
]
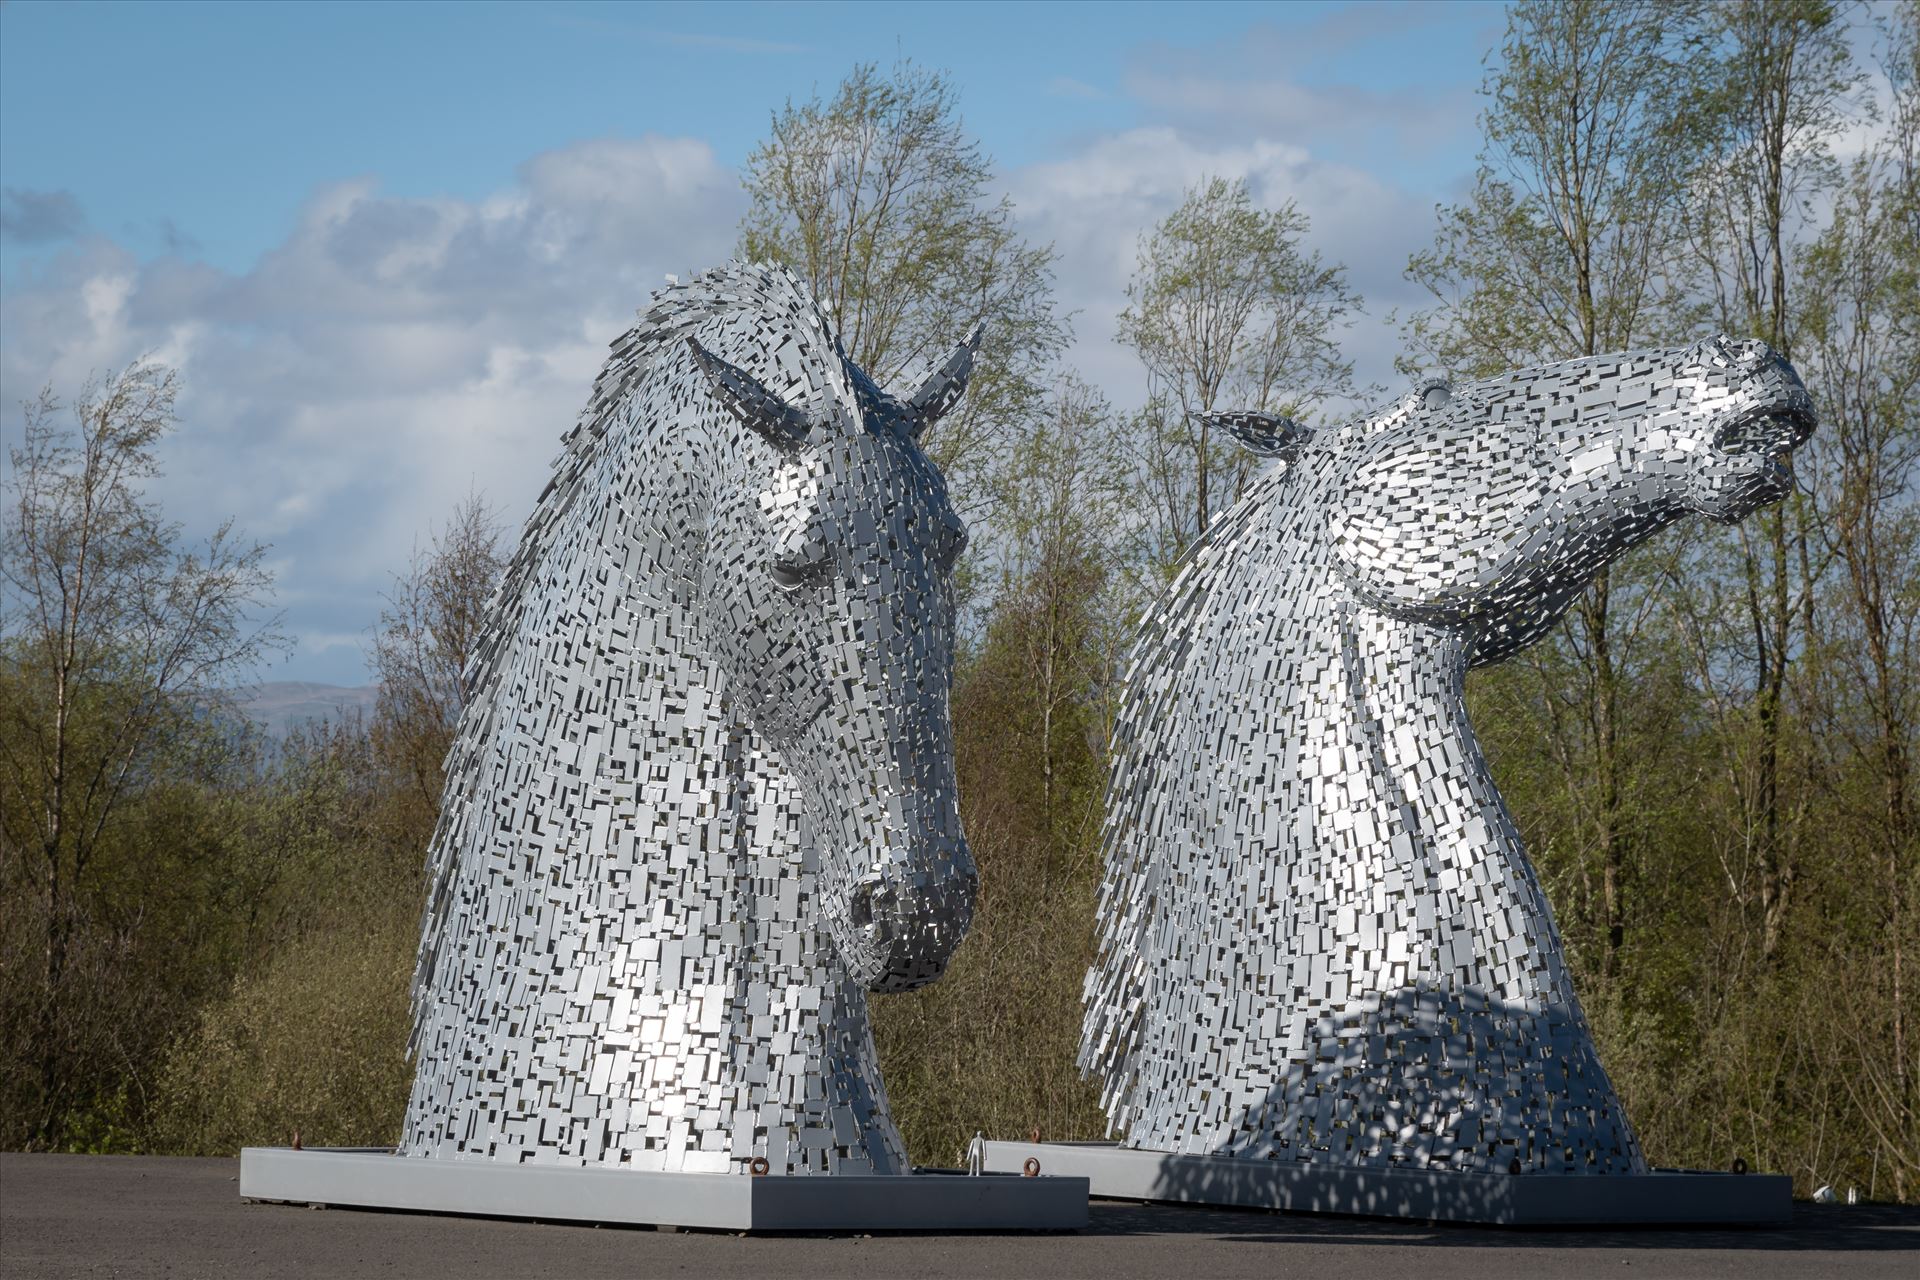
[
  {"xmin": 980, "ymin": 1141, "xmax": 1789, "ymax": 1227},
  {"xmin": 239, "ymin": 1147, "xmax": 1087, "ymax": 1232}
]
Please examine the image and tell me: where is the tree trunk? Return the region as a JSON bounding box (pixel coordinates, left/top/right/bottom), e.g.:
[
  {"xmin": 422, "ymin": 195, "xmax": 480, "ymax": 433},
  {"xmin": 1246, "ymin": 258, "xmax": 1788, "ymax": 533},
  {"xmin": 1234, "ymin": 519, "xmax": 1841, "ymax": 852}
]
[{"xmin": 1585, "ymin": 568, "xmax": 1627, "ymax": 982}]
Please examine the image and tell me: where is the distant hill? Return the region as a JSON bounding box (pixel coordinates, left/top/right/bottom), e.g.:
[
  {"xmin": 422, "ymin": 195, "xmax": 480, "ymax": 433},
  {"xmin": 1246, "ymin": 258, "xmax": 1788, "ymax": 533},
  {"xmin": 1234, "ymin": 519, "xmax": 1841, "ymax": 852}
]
[{"xmin": 233, "ymin": 681, "xmax": 379, "ymax": 739}]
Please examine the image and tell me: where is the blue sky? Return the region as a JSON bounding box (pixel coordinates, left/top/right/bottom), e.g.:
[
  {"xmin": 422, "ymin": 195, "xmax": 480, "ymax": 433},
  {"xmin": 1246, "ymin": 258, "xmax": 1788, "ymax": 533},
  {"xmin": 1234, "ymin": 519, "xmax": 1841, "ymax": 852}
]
[
  {"xmin": 1, "ymin": 0, "xmax": 1511, "ymax": 685},
  {"xmin": 3, "ymin": 1, "xmax": 1500, "ymax": 269}
]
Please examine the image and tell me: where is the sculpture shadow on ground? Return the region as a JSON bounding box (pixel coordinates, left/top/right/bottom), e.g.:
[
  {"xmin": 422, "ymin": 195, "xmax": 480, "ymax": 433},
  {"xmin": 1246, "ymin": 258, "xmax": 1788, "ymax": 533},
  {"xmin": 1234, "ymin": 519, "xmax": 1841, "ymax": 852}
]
[
  {"xmin": 1089, "ymin": 1196, "xmax": 1920, "ymax": 1252},
  {"xmin": 1081, "ymin": 339, "xmax": 1820, "ymax": 1189}
]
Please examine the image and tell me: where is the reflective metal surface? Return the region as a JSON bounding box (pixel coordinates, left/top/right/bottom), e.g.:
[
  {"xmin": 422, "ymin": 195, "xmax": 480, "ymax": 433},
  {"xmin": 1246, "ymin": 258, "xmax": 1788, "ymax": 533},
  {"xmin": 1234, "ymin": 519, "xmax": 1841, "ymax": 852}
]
[
  {"xmin": 1081, "ymin": 338, "xmax": 1815, "ymax": 1174},
  {"xmin": 405, "ymin": 264, "xmax": 980, "ymax": 1174}
]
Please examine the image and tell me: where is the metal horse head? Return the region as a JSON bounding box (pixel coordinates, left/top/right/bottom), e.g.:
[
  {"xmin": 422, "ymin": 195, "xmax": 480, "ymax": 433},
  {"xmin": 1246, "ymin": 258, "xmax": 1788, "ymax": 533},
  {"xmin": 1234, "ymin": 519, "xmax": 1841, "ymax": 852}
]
[
  {"xmin": 1207, "ymin": 335, "xmax": 1816, "ymax": 663},
  {"xmin": 1084, "ymin": 337, "xmax": 1815, "ymax": 1174},
  {"xmin": 406, "ymin": 265, "xmax": 983, "ymax": 1171},
  {"xmin": 680, "ymin": 312, "xmax": 983, "ymax": 991}
]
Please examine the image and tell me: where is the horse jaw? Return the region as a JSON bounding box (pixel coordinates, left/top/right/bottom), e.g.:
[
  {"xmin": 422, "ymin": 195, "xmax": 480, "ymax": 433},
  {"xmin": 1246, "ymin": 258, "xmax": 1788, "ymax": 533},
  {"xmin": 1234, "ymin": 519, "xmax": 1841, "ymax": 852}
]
[{"xmin": 783, "ymin": 694, "xmax": 978, "ymax": 993}]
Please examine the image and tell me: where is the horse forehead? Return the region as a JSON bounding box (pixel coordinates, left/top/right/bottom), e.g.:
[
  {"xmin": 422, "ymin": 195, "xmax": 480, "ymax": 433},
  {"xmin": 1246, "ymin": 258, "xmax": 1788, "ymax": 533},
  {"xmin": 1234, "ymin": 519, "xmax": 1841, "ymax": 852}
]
[{"xmin": 816, "ymin": 431, "xmax": 955, "ymax": 522}]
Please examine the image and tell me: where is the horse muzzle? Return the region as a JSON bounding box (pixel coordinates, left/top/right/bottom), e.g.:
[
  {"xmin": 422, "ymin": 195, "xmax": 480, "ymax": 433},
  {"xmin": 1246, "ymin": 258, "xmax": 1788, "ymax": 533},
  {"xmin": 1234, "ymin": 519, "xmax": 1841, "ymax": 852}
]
[
  {"xmin": 1686, "ymin": 399, "xmax": 1816, "ymax": 522},
  {"xmin": 835, "ymin": 855, "xmax": 978, "ymax": 993}
]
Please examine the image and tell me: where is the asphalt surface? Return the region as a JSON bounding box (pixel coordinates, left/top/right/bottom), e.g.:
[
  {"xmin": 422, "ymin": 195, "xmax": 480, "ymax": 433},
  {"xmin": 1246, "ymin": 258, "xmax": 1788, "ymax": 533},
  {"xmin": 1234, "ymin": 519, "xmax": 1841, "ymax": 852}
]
[{"xmin": 3, "ymin": 1153, "xmax": 1917, "ymax": 1279}]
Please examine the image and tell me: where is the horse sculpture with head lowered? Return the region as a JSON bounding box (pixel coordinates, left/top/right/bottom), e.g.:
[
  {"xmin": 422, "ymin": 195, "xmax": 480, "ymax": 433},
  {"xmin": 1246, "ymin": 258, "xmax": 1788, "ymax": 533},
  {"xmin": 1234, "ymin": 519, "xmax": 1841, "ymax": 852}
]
[
  {"xmin": 405, "ymin": 263, "xmax": 980, "ymax": 1175},
  {"xmin": 1081, "ymin": 337, "xmax": 1815, "ymax": 1174}
]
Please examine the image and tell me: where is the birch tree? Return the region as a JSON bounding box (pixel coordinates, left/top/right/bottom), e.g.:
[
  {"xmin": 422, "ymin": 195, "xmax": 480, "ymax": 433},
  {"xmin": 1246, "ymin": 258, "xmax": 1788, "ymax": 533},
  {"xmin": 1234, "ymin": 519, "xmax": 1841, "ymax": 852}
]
[
  {"xmin": 1118, "ymin": 176, "xmax": 1361, "ymax": 571},
  {"xmin": 0, "ymin": 362, "xmax": 279, "ymax": 1148},
  {"xmin": 740, "ymin": 61, "xmax": 1068, "ymax": 508}
]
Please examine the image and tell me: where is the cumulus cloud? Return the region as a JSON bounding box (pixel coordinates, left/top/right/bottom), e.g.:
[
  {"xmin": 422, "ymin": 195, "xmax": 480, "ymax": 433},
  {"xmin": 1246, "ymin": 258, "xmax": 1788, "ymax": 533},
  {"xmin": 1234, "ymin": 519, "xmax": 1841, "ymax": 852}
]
[
  {"xmin": 0, "ymin": 53, "xmax": 1464, "ymax": 686},
  {"xmin": 1007, "ymin": 126, "xmax": 1443, "ymax": 414},
  {"xmin": 0, "ymin": 135, "xmax": 744, "ymax": 683},
  {"xmin": 1, "ymin": 187, "xmax": 87, "ymax": 244}
]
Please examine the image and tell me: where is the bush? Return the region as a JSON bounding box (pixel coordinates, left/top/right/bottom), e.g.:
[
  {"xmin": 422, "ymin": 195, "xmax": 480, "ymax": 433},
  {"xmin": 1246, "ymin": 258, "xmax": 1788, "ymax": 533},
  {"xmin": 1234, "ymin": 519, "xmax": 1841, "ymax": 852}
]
[{"xmin": 151, "ymin": 912, "xmax": 414, "ymax": 1154}]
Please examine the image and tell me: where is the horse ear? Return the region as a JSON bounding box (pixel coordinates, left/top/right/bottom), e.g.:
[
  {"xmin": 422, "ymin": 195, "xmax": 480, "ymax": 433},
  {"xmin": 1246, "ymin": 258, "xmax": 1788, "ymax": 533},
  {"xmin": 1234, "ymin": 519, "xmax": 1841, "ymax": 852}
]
[
  {"xmin": 904, "ymin": 323, "xmax": 984, "ymax": 435},
  {"xmin": 1200, "ymin": 411, "xmax": 1314, "ymax": 461},
  {"xmin": 686, "ymin": 338, "xmax": 811, "ymax": 451}
]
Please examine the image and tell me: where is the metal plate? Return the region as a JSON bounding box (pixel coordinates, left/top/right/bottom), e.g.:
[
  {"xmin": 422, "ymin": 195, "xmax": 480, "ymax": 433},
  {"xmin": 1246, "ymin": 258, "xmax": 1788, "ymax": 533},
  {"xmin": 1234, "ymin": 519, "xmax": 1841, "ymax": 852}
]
[
  {"xmin": 239, "ymin": 1148, "xmax": 1087, "ymax": 1232},
  {"xmin": 982, "ymin": 1141, "xmax": 1790, "ymax": 1226}
]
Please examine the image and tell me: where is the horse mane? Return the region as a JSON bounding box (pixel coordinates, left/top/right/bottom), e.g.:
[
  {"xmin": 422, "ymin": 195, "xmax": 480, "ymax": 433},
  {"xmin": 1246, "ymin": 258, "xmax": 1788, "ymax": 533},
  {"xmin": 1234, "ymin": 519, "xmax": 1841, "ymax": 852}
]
[
  {"xmin": 462, "ymin": 261, "xmax": 833, "ymax": 708},
  {"xmin": 410, "ymin": 262, "xmax": 837, "ymax": 1040}
]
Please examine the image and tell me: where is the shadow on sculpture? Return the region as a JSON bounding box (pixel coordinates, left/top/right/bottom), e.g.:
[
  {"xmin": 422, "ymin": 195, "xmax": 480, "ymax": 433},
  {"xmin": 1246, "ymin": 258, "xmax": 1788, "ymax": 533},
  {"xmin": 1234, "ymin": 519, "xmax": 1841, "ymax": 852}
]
[
  {"xmin": 404, "ymin": 262, "xmax": 983, "ymax": 1175},
  {"xmin": 1081, "ymin": 337, "xmax": 1816, "ymax": 1187}
]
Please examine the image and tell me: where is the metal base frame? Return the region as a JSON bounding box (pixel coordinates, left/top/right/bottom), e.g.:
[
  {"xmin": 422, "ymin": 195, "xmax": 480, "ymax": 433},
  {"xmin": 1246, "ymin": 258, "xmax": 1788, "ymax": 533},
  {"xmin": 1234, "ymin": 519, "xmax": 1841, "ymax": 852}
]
[
  {"xmin": 980, "ymin": 1141, "xmax": 1790, "ymax": 1226},
  {"xmin": 238, "ymin": 1147, "xmax": 1086, "ymax": 1232}
]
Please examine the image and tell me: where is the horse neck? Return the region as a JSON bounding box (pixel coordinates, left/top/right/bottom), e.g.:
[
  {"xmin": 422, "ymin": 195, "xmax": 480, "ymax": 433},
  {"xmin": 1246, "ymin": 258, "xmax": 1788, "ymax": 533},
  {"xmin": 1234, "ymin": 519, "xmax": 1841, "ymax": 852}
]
[
  {"xmin": 600, "ymin": 569, "xmax": 896, "ymax": 1166},
  {"xmin": 1292, "ymin": 588, "xmax": 1578, "ymax": 1008},
  {"xmin": 1143, "ymin": 501, "xmax": 1579, "ymax": 1014}
]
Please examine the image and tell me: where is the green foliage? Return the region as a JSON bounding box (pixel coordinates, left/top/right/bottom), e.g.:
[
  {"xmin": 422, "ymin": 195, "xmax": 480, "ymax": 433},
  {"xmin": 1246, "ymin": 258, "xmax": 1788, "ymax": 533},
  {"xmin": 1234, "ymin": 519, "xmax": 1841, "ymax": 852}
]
[
  {"xmin": 739, "ymin": 60, "xmax": 1069, "ymax": 510},
  {"xmin": 0, "ymin": 362, "xmax": 281, "ymax": 1151},
  {"xmin": 140, "ymin": 525, "xmax": 477, "ymax": 1154},
  {"xmin": 1119, "ymin": 175, "xmax": 1363, "ymax": 571},
  {"xmin": 150, "ymin": 911, "xmax": 413, "ymax": 1154},
  {"xmin": 5, "ymin": 24, "xmax": 1916, "ymax": 1208}
]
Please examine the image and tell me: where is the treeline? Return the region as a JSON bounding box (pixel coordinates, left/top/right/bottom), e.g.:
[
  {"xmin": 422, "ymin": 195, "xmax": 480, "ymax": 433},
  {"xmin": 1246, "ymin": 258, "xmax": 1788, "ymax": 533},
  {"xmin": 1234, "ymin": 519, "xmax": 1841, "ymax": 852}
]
[{"xmin": 2, "ymin": 1, "xmax": 1914, "ymax": 1201}]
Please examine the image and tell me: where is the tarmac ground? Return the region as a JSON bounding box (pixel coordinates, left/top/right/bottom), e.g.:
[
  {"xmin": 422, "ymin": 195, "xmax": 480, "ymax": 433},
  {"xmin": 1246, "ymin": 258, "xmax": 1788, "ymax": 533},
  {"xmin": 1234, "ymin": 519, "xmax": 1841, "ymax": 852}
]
[{"xmin": 3, "ymin": 1152, "xmax": 1918, "ymax": 1279}]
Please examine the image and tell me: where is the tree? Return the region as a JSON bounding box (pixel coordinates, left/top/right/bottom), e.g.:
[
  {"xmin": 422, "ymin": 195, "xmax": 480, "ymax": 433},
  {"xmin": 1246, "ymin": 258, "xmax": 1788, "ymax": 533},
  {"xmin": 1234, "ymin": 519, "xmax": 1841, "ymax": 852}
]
[
  {"xmin": 987, "ymin": 376, "xmax": 1141, "ymax": 825},
  {"xmin": 151, "ymin": 492, "xmax": 509, "ymax": 1157},
  {"xmin": 1118, "ymin": 176, "xmax": 1362, "ymax": 571},
  {"xmin": 367, "ymin": 492, "xmax": 505, "ymax": 853},
  {"xmin": 1675, "ymin": 0, "xmax": 1864, "ymax": 964},
  {"xmin": 1405, "ymin": 0, "xmax": 1706, "ymax": 374},
  {"xmin": 1790, "ymin": 3, "xmax": 1920, "ymax": 1198},
  {"xmin": 0, "ymin": 361, "xmax": 280, "ymax": 1148},
  {"xmin": 740, "ymin": 60, "xmax": 1069, "ymax": 509},
  {"xmin": 148, "ymin": 714, "xmax": 418, "ymax": 1156},
  {"xmin": 1403, "ymin": 0, "xmax": 1710, "ymax": 981}
]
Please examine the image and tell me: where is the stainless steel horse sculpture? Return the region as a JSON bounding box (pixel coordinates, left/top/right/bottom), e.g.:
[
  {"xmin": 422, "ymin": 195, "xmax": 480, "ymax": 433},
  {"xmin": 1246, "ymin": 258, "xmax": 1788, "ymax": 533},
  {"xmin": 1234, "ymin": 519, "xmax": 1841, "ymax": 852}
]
[
  {"xmin": 404, "ymin": 263, "xmax": 980, "ymax": 1175},
  {"xmin": 1081, "ymin": 338, "xmax": 1815, "ymax": 1174}
]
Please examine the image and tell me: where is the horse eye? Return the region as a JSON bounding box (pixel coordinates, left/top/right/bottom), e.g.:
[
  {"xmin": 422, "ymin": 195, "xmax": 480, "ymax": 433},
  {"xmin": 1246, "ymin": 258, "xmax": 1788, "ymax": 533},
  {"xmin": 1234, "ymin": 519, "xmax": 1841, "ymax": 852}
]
[
  {"xmin": 770, "ymin": 555, "xmax": 828, "ymax": 591},
  {"xmin": 935, "ymin": 517, "xmax": 969, "ymax": 572}
]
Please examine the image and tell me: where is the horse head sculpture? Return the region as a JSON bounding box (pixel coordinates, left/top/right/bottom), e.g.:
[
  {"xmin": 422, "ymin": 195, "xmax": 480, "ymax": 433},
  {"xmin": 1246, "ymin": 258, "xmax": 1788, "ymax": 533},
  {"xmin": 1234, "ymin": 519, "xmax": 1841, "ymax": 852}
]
[
  {"xmin": 682, "ymin": 322, "xmax": 982, "ymax": 992},
  {"xmin": 406, "ymin": 264, "xmax": 979, "ymax": 1174},
  {"xmin": 1083, "ymin": 337, "xmax": 1814, "ymax": 1175},
  {"xmin": 1320, "ymin": 336, "xmax": 1814, "ymax": 663}
]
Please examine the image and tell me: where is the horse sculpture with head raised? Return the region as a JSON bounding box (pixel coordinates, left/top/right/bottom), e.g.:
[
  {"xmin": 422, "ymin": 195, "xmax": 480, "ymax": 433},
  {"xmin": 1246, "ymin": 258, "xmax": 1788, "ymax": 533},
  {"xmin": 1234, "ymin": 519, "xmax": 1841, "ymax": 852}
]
[
  {"xmin": 404, "ymin": 263, "xmax": 980, "ymax": 1175},
  {"xmin": 1081, "ymin": 337, "xmax": 1815, "ymax": 1174}
]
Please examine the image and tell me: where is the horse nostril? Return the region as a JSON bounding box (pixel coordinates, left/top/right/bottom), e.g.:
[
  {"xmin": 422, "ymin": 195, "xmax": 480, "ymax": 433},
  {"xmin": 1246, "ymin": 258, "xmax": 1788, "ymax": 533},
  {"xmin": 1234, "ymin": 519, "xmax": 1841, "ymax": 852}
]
[
  {"xmin": 1716, "ymin": 408, "xmax": 1814, "ymax": 457},
  {"xmin": 849, "ymin": 878, "xmax": 896, "ymax": 931}
]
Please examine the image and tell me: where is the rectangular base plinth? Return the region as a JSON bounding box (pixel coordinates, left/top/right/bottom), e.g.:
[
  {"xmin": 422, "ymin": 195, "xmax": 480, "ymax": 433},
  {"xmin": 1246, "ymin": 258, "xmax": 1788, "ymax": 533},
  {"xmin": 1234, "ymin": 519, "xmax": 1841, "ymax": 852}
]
[
  {"xmin": 239, "ymin": 1147, "xmax": 1086, "ymax": 1232},
  {"xmin": 981, "ymin": 1141, "xmax": 1790, "ymax": 1226}
]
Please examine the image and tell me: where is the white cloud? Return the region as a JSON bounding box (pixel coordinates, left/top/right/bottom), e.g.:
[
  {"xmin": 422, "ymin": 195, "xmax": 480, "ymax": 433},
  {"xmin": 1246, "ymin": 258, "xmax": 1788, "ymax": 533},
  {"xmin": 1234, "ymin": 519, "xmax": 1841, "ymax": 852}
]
[
  {"xmin": 0, "ymin": 96, "xmax": 1458, "ymax": 686},
  {"xmin": 1007, "ymin": 126, "xmax": 1443, "ymax": 415},
  {"xmin": 0, "ymin": 134, "xmax": 744, "ymax": 683},
  {"xmin": 1117, "ymin": 8, "xmax": 1485, "ymax": 167}
]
